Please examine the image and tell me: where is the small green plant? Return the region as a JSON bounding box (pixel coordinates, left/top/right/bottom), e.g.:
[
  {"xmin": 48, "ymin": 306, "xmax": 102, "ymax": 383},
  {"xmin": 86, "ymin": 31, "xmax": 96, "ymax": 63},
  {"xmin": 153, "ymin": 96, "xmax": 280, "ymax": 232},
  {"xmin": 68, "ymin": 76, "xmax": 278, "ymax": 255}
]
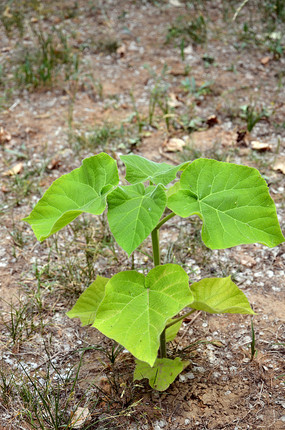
[
  {"xmin": 24, "ymin": 153, "xmax": 284, "ymax": 390},
  {"xmin": 240, "ymin": 104, "xmax": 270, "ymax": 132},
  {"xmin": 14, "ymin": 26, "xmax": 79, "ymax": 88},
  {"xmin": 181, "ymin": 76, "xmax": 213, "ymax": 98},
  {"xmin": 167, "ymin": 14, "xmax": 207, "ymax": 45}
]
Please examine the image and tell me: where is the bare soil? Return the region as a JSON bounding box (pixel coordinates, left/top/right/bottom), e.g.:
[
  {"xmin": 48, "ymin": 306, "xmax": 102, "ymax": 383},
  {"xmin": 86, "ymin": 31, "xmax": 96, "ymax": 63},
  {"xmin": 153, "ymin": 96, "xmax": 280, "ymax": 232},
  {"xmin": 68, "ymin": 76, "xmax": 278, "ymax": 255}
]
[{"xmin": 0, "ymin": 1, "xmax": 284, "ymax": 429}]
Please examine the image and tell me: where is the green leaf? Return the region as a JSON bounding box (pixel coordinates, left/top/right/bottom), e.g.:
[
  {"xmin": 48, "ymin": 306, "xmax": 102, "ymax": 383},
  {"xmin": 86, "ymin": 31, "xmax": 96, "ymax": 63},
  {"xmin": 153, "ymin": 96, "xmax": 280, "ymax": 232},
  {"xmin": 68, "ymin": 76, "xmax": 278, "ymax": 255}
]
[
  {"xmin": 93, "ymin": 264, "xmax": 193, "ymax": 366},
  {"xmin": 120, "ymin": 154, "xmax": 187, "ymax": 186},
  {"xmin": 165, "ymin": 318, "xmax": 183, "ymax": 342},
  {"xmin": 134, "ymin": 357, "xmax": 189, "ymax": 391},
  {"xmin": 23, "ymin": 153, "xmax": 119, "ymax": 241},
  {"xmin": 107, "ymin": 183, "xmax": 167, "ymax": 255},
  {"xmin": 67, "ymin": 276, "xmax": 109, "ymax": 326},
  {"xmin": 167, "ymin": 158, "xmax": 284, "ymax": 249},
  {"xmin": 189, "ymin": 276, "xmax": 255, "ymax": 315}
]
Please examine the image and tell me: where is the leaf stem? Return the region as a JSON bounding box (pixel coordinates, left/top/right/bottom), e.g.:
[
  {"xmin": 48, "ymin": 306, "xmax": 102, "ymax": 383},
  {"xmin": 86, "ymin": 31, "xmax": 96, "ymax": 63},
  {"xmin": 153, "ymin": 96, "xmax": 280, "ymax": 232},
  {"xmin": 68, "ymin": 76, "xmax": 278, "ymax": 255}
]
[
  {"xmin": 155, "ymin": 212, "xmax": 176, "ymax": 230},
  {"xmin": 165, "ymin": 309, "xmax": 196, "ymax": 329}
]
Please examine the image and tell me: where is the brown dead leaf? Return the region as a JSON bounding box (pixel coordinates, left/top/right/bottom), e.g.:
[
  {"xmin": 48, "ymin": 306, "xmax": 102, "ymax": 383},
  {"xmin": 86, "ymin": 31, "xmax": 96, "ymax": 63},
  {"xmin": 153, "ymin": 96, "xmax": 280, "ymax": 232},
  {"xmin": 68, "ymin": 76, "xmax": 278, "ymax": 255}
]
[
  {"xmin": 1, "ymin": 185, "xmax": 9, "ymax": 193},
  {"xmin": 236, "ymin": 129, "xmax": 250, "ymax": 146},
  {"xmin": 0, "ymin": 127, "xmax": 11, "ymax": 144},
  {"xmin": 251, "ymin": 140, "xmax": 272, "ymax": 151},
  {"xmin": 206, "ymin": 115, "xmax": 219, "ymax": 127},
  {"xmin": 260, "ymin": 56, "xmax": 271, "ymax": 65},
  {"xmin": 70, "ymin": 407, "xmax": 91, "ymax": 429},
  {"xmin": 117, "ymin": 44, "xmax": 126, "ymax": 57},
  {"xmin": 234, "ymin": 252, "xmax": 256, "ymax": 268},
  {"xmin": 3, "ymin": 162, "xmax": 23, "ymax": 176},
  {"xmin": 47, "ymin": 158, "xmax": 62, "ymax": 170},
  {"xmin": 273, "ymin": 158, "xmax": 285, "ymax": 174},
  {"xmin": 168, "ymin": 92, "xmax": 183, "ymax": 108},
  {"xmin": 1, "ymin": 46, "xmax": 12, "ymax": 53},
  {"xmin": 169, "ymin": 65, "xmax": 186, "ymax": 76},
  {"xmin": 163, "ymin": 137, "xmax": 185, "ymax": 152},
  {"xmin": 35, "ymin": 113, "xmax": 51, "ymax": 119}
]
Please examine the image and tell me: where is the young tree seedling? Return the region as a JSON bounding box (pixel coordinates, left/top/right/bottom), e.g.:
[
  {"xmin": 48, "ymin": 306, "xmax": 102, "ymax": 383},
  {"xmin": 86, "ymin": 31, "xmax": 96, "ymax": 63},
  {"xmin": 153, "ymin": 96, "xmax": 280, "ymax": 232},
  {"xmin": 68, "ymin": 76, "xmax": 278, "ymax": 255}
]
[{"xmin": 24, "ymin": 153, "xmax": 284, "ymax": 390}]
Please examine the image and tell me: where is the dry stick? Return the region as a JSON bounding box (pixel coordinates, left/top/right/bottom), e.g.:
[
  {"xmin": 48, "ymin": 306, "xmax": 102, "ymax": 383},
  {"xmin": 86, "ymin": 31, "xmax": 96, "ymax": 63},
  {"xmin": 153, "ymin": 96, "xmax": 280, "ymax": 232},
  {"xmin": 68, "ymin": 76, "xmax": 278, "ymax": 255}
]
[
  {"xmin": 232, "ymin": 0, "xmax": 249, "ymax": 21},
  {"xmin": 179, "ymin": 311, "xmax": 202, "ymax": 342}
]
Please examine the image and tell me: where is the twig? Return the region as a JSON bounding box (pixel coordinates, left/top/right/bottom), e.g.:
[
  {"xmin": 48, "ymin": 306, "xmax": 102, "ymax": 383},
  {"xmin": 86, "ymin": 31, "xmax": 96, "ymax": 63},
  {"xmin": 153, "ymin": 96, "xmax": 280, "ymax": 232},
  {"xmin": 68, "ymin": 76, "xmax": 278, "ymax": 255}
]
[{"xmin": 232, "ymin": 0, "xmax": 249, "ymax": 21}]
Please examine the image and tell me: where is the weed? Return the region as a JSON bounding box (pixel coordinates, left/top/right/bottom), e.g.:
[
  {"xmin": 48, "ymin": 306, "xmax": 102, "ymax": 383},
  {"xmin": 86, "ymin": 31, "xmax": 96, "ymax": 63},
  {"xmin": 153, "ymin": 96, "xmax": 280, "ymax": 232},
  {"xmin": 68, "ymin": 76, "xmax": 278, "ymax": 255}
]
[
  {"xmin": 250, "ymin": 318, "xmax": 257, "ymax": 360},
  {"xmin": 15, "ymin": 353, "xmax": 97, "ymax": 429},
  {"xmin": 1, "ymin": 297, "xmax": 44, "ymax": 347},
  {"xmin": 240, "ymin": 104, "xmax": 270, "ymax": 132},
  {"xmin": 167, "ymin": 14, "xmax": 207, "ymax": 45},
  {"xmin": 14, "ymin": 25, "xmax": 79, "ymax": 88},
  {"xmin": 74, "ymin": 122, "xmax": 125, "ymax": 151},
  {"xmin": 181, "ymin": 76, "xmax": 213, "ymax": 98},
  {"xmin": 0, "ymin": 367, "xmax": 14, "ymax": 406}
]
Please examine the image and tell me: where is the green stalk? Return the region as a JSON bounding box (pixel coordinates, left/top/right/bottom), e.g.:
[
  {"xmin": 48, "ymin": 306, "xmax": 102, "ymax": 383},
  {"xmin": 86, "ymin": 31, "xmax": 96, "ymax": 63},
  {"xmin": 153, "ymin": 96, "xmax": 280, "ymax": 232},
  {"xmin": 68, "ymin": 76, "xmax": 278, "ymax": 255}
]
[
  {"xmin": 155, "ymin": 211, "xmax": 175, "ymax": 230},
  {"xmin": 151, "ymin": 228, "xmax": 160, "ymax": 267},
  {"xmin": 151, "ymin": 213, "xmax": 176, "ymax": 359},
  {"xmin": 165, "ymin": 309, "xmax": 196, "ymax": 329}
]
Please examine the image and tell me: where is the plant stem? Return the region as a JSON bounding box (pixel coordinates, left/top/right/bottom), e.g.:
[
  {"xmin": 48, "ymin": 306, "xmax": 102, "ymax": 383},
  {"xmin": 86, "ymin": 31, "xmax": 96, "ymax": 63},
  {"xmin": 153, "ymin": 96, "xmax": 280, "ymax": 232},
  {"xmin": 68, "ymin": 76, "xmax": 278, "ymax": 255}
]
[
  {"xmin": 159, "ymin": 328, "xmax": 167, "ymax": 358},
  {"xmin": 152, "ymin": 212, "xmax": 177, "ymax": 360},
  {"xmin": 155, "ymin": 212, "xmax": 175, "ymax": 230},
  {"xmin": 151, "ymin": 228, "xmax": 160, "ymax": 266},
  {"xmin": 165, "ymin": 309, "xmax": 196, "ymax": 329}
]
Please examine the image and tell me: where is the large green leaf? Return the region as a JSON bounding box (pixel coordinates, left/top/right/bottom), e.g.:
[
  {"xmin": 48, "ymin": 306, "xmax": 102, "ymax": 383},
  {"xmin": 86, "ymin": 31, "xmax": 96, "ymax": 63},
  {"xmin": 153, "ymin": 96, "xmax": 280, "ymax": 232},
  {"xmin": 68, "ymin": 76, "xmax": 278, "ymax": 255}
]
[
  {"xmin": 189, "ymin": 276, "xmax": 255, "ymax": 315},
  {"xmin": 107, "ymin": 183, "xmax": 166, "ymax": 255},
  {"xmin": 134, "ymin": 357, "xmax": 189, "ymax": 391},
  {"xmin": 167, "ymin": 158, "xmax": 284, "ymax": 249},
  {"xmin": 67, "ymin": 276, "xmax": 109, "ymax": 326},
  {"xmin": 23, "ymin": 153, "xmax": 119, "ymax": 241},
  {"xmin": 120, "ymin": 154, "xmax": 187, "ymax": 186},
  {"xmin": 93, "ymin": 264, "xmax": 193, "ymax": 366}
]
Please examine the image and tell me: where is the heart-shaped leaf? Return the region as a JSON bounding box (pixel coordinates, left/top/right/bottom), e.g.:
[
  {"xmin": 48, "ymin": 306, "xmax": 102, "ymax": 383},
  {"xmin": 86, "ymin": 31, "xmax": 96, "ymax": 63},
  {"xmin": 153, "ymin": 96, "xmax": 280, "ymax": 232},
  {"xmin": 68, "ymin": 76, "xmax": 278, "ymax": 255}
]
[
  {"xmin": 23, "ymin": 153, "xmax": 119, "ymax": 241},
  {"xmin": 167, "ymin": 158, "xmax": 284, "ymax": 249},
  {"xmin": 107, "ymin": 183, "xmax": 166, "ymax": 255},
  {"xmin": 93, "ymin": 264, "xmax": 193, "ymax": 366},
  {"xmin": 120, "ymin": 154, "xmax": 187, "ymax": 186},
  {"xmin": 134, "ymin": 357, "xmax": 189, "ymax": 391},
  {"xmin": 67, "ymin": 276, "xmax": 109, "ymax": 326},
  {"xmin": 189, "ymin": 276, "xmax": 255, "ymax": 314}
]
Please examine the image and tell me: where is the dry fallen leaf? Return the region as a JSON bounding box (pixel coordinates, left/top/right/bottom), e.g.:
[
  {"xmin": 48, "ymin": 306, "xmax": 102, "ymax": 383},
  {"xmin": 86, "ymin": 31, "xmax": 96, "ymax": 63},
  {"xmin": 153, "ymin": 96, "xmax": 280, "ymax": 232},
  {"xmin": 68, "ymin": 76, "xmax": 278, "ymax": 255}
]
[
  {"xmin": 0, "ymin": 127, "xmax": 11, "ymax": 144},
  {"xmin": 206, "ymin": 115, "xmax": 219, "ymax": 127},
  {"xmin": 236, "ymin": 129, "xmax": 250, "ymax": 147},
  {"xmin": 163, "ymin": 137, "xmax": 185, "ymax": 152},
  {"xmin": 1, "ymin": 185, "xmax": 9, "ymax": 193},
  {"xmin": 169, "ymin": 65, "xmax": 186, "ymax": 76},
  {"xmin": 273, "ymin": 158, "xmax": 285, "ymax": 174},
  {"xmin": 70, "ymin": 407, "xmax": 91, "ymax": 429},
  {"xmin": 260, "ymin": 56, "xmax": 271, "ymax": 65},
  {"xmin": 251, "ymin": 140, "xmax": 272, "ymax": 151},
  {"xmin": 3, "ymin": 162, "xmax": 23, "ymax": 176},
  {"xmin": 168, "ymin": 92, "xmax": 183, "ymax": 108},
  {"xmin": 47, "ymin": 158, "xmax": 62, "ymax": 170},
  {"xmin": 169, "ymin": 0, "xmax": 183, "ymax": 6},
  {"xmin": 117, "ymin": 44, "xmax": 126, "ymax": 57},
  {"xmin": 234, "ymin": 252, "xmax": 256, "ymax": 268},
  {"xmin": 1, "ymin": 46, "xmax": 11, "ymax": 53},
  {"xmin": 35, "ymin": 113, "xmax": 51, "ymax": 119}
]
